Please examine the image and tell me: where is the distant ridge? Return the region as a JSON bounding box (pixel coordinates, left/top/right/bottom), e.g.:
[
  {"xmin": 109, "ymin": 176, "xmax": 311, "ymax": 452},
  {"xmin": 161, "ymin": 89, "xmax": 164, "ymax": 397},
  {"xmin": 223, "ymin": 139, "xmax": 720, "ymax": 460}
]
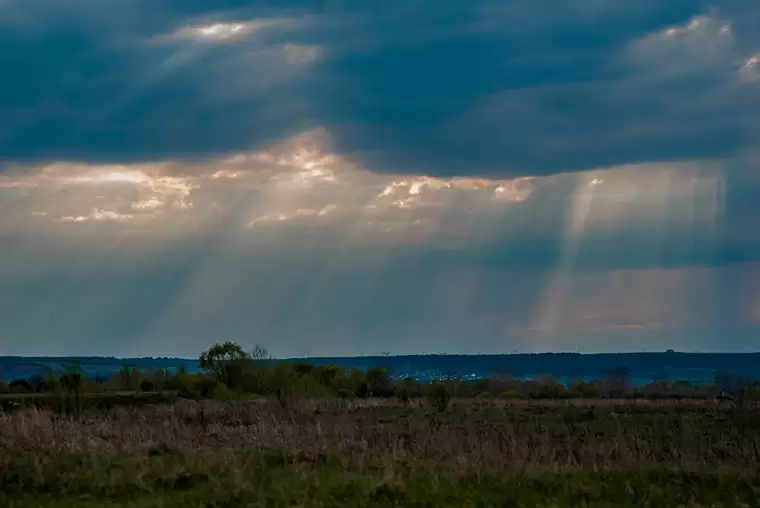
[{"xmin": 2, "ymin": 352, "xmax": 759, "ymax": 384}]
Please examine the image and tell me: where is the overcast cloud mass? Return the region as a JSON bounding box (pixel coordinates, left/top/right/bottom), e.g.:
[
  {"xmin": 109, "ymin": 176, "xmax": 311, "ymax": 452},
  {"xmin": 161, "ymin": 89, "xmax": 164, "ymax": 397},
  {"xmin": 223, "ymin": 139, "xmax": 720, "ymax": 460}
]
[{"xmin": 1, "ymin": 0, "xmax": 760, "ymax": 357}]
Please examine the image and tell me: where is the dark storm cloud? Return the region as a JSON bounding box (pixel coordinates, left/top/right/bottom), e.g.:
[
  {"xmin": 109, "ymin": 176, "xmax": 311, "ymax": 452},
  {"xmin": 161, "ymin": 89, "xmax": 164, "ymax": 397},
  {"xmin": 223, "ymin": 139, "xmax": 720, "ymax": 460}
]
[
  {"xmin": 2, "ymin": 0, "xmax": 760, "ymax": 177},
  {"xmin": 0, "ymin": 0, "xmax": 320, "ymax": 165}
]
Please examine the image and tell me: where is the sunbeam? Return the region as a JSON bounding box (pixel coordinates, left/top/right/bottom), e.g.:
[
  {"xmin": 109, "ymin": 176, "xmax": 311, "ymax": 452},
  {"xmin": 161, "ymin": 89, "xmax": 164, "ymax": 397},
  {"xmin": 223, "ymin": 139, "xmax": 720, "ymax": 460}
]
[
  {"xmin": 531, "ymin": 173, "xmax": 599, "ymax": 350},
  {"xmin": 0, "ymin": 123, "xmax": 754, "ymax": 356}
]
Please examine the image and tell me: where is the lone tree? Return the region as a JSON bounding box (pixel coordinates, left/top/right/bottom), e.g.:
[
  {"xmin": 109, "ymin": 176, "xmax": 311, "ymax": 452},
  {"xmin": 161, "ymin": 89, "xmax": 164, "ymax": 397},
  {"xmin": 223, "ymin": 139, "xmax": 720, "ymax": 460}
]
[{"xmin": 199, "ymin": 342, "xmax": 251, "ymax": 389}]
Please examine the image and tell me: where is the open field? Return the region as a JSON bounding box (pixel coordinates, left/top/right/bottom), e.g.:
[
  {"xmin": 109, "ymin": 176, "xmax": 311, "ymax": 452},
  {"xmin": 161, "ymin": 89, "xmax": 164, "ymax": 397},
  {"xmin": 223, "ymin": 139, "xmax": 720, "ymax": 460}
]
[{"xmin": 2, "ymin": 398, "xmax": 760, "ymax": 506}]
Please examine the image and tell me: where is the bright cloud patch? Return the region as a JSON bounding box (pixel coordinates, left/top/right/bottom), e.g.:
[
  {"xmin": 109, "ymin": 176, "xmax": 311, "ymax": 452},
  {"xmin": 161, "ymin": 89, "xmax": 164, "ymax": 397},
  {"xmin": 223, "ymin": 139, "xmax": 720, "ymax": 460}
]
[
  {"xmin": 0, "ymin": 117, "xmax": 737, "ymax": 256},
  {"xmin": 58, "ymin": 209, "xmax": 136, "ymax": 224},
  {"xmin": 158, "ymin": 18, "xmax": 300, "ymax": 43}
]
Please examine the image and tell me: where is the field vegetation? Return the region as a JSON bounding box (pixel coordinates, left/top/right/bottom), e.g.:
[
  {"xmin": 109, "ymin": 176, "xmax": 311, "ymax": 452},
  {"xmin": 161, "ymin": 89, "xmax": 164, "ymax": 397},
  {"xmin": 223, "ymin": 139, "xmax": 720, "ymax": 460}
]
[{"xmin": 2, "ymin": 342, "xmax": 760, "ymax": 506}]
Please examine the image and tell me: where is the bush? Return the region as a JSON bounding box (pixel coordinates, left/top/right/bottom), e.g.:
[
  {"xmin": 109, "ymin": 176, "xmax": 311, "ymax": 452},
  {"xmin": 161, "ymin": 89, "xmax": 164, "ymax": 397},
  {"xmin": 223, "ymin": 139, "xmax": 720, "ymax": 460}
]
[
  {"xmin": 294, "ymin": 362, "xmax": 315, "ymax": 376},
  {"xmin": 427, "ymin": 383, "xmax": 451, "ymax": 412},
  {"xmin": 213, "ymin": 384, "xmax": 240, "ymax": 402},
  {"xmin": 166, "ymin": 371, "xmax": 192, "ymax": 393},
  {"xmin": 315, "ymin": 364, "xmax": 343, "ymax": 386},
  {"xmin": 152, "ymin": 369, "xmax": 168, "ymax": 390},
  {"xmin": 40, "ymin": 374, "xmax": 61, "ymax": 393},
  {"xmin": 60, "ymin": 372, "xmax": 82, "ymax": 394},
  {"xmin": 0, "ymin": 379, "xmax": 7, "ymax": 394},
  {"xmin": 139, "ymin": 379, "xmax": 155, "ymax": 392},
  {"xmin": 530, "ymin": 377, "xmax": 566, "ymax": 399},
  {"xmin": 192, "ymin": 375, "xmax": 220, "ymax": 399},
  {"xmin": 347, "ymin": 369, "xmax": 369, "ymax": 398},
  {"xmin": 355, "ymin": 382, "xmax": 370, "ymax": 399},
  {"xmin": 268, "ymin": 363, "xmax": 299, "ymax": 409},
  {"xmin": 367, "ymin": 367, "xmax": 392, "ymax": 397},
  {"xmin": 569, "ymin": 380, "xmax": 601, "ymax": 398},
  {"xmin": 458, "ymin": 379, "xmax": 490, "ymax": 397},
  {"xmin": 118, "ymin": 365, "xmax": 142, "ymax": 391},
  {"xmin": 394, "ymin": 382, "xmax": 410, "ymax": 404}
]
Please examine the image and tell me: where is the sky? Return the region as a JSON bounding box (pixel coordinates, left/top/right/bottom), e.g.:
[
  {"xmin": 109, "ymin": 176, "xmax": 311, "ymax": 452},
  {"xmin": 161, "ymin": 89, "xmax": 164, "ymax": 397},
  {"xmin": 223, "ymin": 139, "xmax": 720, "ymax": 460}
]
[{"xmin": 1, "ymin": 0, "xmax": 760, "ymax": 357}]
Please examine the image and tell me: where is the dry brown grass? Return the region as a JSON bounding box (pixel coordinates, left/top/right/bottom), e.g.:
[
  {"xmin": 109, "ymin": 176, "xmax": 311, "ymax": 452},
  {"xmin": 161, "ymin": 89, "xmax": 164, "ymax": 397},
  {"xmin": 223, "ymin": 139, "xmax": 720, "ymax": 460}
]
[{"xmin": 2, "ymin": 398, "xmax": 759, "ymax": 475}]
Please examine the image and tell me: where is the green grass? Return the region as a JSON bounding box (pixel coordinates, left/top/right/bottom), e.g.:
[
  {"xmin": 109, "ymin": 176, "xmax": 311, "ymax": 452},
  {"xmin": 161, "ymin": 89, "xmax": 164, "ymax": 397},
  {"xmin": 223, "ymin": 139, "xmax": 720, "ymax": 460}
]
[{"xmin": 2, "ymin": 449, "xmax": 759, "ymax": 507}]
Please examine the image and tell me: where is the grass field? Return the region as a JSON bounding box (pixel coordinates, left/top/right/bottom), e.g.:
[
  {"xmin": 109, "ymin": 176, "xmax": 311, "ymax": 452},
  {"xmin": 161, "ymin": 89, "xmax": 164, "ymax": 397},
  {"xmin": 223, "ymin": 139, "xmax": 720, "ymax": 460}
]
[{"xmin": 1, "ymin": 398, "xmax": 759, "ymax": 506}]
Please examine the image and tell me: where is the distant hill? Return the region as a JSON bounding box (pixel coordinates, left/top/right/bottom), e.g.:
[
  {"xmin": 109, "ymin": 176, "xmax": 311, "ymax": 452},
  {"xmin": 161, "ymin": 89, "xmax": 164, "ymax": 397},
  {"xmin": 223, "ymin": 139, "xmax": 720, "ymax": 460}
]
[{"xmin": 2, "ymin": 352, "xmax": 759, "ymax": 385}]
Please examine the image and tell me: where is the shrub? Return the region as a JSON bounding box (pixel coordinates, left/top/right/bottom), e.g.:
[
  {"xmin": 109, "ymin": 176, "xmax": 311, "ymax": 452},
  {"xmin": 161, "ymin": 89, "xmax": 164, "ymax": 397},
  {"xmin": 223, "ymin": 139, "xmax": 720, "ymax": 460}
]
[
  {"xmin": 213, "ymin": 384, "xmax": 239, "ymax": 402},
  {"xmin": 530, "ymin": 377, "xmax": 566, "ymax": 399},
  {"xmin": 427, "ymin": 383, "xmax": 451, "ymax": 412},
  {"xmin": 294, "ymin": 362, "xmax": 315, "ymax": 375},
  {"xmin": 0, "ymin": 379, "xmax": 7, "ymax": 394},
  {"xmin": 40, "ymin": 374, "xmax": 61, "ymax": 393},
  {"xmin": 458, "ymin": 379, "xmax": 490, "ymax": 397},
  {"xmin": 347, "ymin": 369, "xmax": 369, "ymax": 398},
  {"xmin": 404, "ymin": 379, "xmax": 425, "ymax": 398},
  {"xmin": 355, "ymin": 382, "xmax": 370, "ymax": 399},
  {"xmin": 315, "ymin": 364, "xmax": 343, "ymax": 386},
  {"xmin": 367, "ymin": 367, "xmax": 392, "ymax": 397},
  {"xmin": 268, "ymin": 363, "xmax": 299, "ymax": 409},
  {"xmin": 192, "ymin": 375, "xmax": 220, "ymax": 399},
  {"xmin": 394, "ymin": 382, "xmax": 410, "ymax": 404},
  {"xmin": 569, "ymin": 380, "xmax": 601, "ymax": 398},
  {"xmin": 139, "ymin": 379, "xmax": 155, "ymax": 393},
  {"xmin": 60, "ymin": 372, "xmax": 82, "ymax": 394},
  {"xmin": 166, "ymin": 371, "xmax": 192, "ymax": 393},
  {"xmin": 118, "ymin": 364, "xmax": 141, "ymax": 391},
  {"xmin": 152, "ymin": 369, "xmax": 168, "ymax": 390},
  {"xmin": 245, "ymin": 345, "xmax": 270, "ymax": 394}
]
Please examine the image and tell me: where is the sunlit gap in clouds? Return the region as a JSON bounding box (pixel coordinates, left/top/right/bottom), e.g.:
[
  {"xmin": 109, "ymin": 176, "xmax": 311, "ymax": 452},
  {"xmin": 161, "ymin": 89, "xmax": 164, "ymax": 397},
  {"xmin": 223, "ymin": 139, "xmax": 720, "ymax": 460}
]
[
  {"xmin": 125, "ymin": 130, "xmax": 361, "ymax": 352},
  {"xmin": 528, "ymin": 163, "xmax": 726, "ymax": 351},
  {"xmin": 252, "ymin": 133, "xmax": 438, "ymax": 353},
  {"xmin": 148, "ymin": 129, "xmax": 534, "ymax": 354},
  {"xmin": 126, "ymin": 136, "xmax": 338, "ymax": 351},
  {"xmin": 4, "ymin": 121, "xmax": 732, "ymax": 354}
]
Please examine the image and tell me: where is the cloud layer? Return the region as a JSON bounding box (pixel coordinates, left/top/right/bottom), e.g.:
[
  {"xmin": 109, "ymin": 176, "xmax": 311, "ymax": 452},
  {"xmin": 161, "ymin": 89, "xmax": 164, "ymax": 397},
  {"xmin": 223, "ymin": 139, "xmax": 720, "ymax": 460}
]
[
  {"xmin": 1, "ymin": 0, "xmax": 760, "ymax": 356},
  {"xmin": 1, "ymin": 0, "xmax": 759, "ymax": 176}
]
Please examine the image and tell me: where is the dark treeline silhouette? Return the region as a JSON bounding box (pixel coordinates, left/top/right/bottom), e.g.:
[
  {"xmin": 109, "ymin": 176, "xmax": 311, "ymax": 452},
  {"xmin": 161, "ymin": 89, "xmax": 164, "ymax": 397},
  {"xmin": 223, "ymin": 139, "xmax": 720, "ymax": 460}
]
[
  {"xmin": 3, "ymin": 350, "xmax": 760, "ymax": 386},
  {"xmin": 3, "ymin": 343, "xmax": 760, "ymax": 416}
]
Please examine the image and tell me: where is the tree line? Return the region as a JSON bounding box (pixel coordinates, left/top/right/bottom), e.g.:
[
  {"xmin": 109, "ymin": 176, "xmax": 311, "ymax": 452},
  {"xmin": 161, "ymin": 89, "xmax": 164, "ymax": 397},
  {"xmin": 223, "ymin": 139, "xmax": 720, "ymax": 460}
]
[{"xmin": 2, "ymin": 342, "xmax": 760, "ymax": 412}]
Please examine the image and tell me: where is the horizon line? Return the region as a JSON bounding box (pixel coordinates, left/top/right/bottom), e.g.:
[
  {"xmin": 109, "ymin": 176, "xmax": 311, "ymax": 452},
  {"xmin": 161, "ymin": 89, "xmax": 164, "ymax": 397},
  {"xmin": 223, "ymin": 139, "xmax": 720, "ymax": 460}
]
[{"xmin": 2, "ymin": 350, "xmax": 760, "ymax": 361}]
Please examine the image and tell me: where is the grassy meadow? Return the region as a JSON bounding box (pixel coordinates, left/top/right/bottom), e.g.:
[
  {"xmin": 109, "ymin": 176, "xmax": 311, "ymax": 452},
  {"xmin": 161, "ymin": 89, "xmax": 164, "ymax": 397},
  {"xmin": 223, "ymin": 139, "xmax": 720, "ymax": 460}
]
[
  {"xmin": 2, "ymin": 399, "xmax": 760, "ymax": 506},
  {"xmin": 2, "ymin": 343, "xmax": 760, "ymax": 506}
]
